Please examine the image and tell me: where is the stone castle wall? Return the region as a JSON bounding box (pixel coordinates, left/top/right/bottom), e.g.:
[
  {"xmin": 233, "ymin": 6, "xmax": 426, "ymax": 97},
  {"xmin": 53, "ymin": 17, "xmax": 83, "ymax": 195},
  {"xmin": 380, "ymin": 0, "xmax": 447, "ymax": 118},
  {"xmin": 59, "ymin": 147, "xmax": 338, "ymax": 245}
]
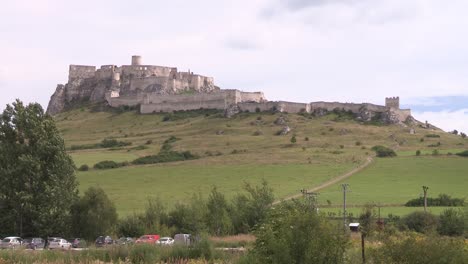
[
  {"xmin": 69, "ymin": 65, "xmax": 96, "ymax": 81},
  {"xmin": 140, "ymin": 92, "xmax": 229, "ymax": 113}
]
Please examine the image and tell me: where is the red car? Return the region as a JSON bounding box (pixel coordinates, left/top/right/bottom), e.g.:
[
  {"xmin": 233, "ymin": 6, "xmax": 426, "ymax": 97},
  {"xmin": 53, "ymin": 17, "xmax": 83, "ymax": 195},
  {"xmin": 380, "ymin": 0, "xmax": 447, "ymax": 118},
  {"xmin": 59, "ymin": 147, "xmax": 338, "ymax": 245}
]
[{"xmin": 135, "ymin": 235, "xmax": 160, "ymax": 244}]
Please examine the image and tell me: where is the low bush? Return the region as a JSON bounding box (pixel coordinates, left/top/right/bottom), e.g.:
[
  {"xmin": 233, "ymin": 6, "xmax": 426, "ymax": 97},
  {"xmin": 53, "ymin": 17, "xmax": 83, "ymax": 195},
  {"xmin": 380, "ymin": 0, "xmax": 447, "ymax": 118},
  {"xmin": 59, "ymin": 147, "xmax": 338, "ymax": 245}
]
[
  {"xmin": 455, "ymin": 150, "xmax": 468, "ymax": 157},
  {"xmin": 368, "ymin": 235, "xmax": 467, "ymax": 264},
  {"xmin": 77, "ymin": 164, "xmax": 89, "ymax": 171},
  {"xmin": 162, "ymin": 109, "xmax": 222, "ymax": 122},
  {"xmin": 416, "ymin": 150, "xmax": 421, "ymax": 156},
  {"xmin": 70, "ymin": 138, "xmax": 131, "ymax": 150},
  {"xmin": 401, "ymin": 211, "xmax": 439, "ymax": 233},
  {"xmin": 405, "ymin": 194, "xmax": 465, "ymax": 207},
  {"xmin": 371, "ymin": 145, "xmax": 397, "ymax": 157},
  {"xmin": 425, "ymin": 134, "xmax": 441, "ymax": 138},
  {"xmin": 94, "ymin": 160, "xmax": 128, "ymax": 170},
  {"xmin": 428, "ymin": 142, "xmax": 441, "ymax": 147},
  {"xmin": 132, "ymin": 151, "xmax": 198, "ymax": 165},
  {"xmin": 438, "ymin": 208, "xmax": 466, "ymax": 236}
]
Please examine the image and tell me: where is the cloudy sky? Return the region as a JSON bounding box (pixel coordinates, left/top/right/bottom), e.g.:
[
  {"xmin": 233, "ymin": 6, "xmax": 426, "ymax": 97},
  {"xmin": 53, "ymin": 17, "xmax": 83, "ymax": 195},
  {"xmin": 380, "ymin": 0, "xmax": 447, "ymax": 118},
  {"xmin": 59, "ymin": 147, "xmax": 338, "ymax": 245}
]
[{"xmin": 1, "ymin": 0, "xmax": 467, "ymax": 132}]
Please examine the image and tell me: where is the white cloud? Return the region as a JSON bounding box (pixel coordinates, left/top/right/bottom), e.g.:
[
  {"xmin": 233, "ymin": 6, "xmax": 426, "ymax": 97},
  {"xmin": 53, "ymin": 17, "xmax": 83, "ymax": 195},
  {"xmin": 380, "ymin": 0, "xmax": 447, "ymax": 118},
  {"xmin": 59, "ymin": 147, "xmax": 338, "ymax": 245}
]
[{"xmin": 413, "ymin": 109, "xmax": 468, "ymax": 133}]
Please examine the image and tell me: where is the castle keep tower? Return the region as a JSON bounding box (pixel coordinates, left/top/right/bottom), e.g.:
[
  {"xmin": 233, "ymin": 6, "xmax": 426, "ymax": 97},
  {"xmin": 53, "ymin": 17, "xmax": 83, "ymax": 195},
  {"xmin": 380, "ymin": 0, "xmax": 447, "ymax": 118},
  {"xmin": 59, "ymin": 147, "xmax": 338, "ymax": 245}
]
[
  {"xmin": 131, "ymin": 55, "xmax": 142, "ymax": 66},
  {"xmin": 385, "ymin": 97, "xmax": 400, "ymax": 109}
]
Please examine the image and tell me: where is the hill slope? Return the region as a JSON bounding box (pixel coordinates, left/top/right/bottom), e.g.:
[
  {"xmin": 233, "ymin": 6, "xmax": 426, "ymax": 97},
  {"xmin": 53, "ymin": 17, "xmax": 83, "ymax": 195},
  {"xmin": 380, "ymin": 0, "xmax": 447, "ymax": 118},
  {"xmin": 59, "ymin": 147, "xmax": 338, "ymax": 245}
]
[{"xmin": 55, "ymin": 107, "xmax": 467, "ymax": 216}]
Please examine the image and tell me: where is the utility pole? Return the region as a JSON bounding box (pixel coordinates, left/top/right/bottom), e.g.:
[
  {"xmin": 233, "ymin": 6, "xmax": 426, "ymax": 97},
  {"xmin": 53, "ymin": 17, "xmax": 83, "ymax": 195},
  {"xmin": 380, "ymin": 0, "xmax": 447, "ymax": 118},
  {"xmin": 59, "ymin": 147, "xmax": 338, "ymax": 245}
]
[
  {"xmin": 422, "ymin": 186, "xmax": 429, "ymax": 212},
  {"xmin": 301, "ymin": 189, "xmax": 319, "ymax": 212},
  {"xmin": 342, "ymin": 184, "xmax": 349, "ymax": 228}
]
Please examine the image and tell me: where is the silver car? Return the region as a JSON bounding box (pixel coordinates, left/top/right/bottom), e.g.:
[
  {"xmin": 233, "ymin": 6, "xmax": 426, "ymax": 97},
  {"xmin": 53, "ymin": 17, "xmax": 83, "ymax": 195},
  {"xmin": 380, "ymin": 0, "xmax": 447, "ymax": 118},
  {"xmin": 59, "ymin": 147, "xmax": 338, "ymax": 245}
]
[
  {"xmin": 0, "ymin": 237, "xmax": 23, "ymax": 249},
  {"xmin": 48, "ymin": 238, "xmax": 71, "ymax": 250}
]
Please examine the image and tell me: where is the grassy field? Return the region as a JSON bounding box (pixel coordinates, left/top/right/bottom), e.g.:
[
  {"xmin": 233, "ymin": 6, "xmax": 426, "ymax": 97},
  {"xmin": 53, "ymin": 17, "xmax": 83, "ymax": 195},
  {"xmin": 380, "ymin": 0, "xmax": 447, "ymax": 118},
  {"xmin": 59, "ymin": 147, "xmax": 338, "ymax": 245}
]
[
  {"xmin": 77, "ymin": 162, "xmax": 354, "ymax": 216},
  {"xmin": 54, "ymin": 107, "xmax": 468, "ymax": 216},
  {"xmin": 318, "ymin": 156, "xmax": 468, "ymax": 206}
]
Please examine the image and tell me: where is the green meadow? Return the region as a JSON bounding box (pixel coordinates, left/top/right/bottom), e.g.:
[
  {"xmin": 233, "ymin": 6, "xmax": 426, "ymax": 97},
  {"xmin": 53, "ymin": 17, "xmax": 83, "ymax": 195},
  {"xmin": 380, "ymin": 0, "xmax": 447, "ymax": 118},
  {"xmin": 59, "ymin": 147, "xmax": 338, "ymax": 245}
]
[{"xmin": 55, "ymin": 107, "xmax": 468, "ymax": 216}]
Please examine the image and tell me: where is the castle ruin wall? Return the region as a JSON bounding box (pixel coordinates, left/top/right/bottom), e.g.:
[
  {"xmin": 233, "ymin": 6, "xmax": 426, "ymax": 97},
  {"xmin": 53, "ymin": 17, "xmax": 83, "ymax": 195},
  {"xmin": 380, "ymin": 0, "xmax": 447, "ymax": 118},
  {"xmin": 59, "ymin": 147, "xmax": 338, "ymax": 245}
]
[
  {"xmin": 240, "ymin": 92, "xmax": 265, "ymax": 102},
  {"xmin": 69, "ymin": 65, "xmax": 96, "ymax": 81}
]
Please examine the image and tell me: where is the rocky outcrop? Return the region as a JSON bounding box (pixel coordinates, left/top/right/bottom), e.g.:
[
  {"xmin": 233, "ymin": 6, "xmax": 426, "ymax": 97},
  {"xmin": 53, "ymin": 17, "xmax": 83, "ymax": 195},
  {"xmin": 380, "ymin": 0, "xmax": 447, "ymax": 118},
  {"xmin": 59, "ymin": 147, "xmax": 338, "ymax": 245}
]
[
  {"xmin": 46, "ymin": 85, "xmax": 66, "ymax": 115},
  {"xmin": 224, "ymin": 104, "xmax": 240, "ymax": 118}
]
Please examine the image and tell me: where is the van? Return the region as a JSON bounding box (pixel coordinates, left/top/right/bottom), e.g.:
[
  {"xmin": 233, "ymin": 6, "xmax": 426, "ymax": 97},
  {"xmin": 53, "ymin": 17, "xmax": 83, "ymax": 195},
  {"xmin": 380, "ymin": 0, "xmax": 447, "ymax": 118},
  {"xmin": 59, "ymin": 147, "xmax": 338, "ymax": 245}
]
[{"xmin": 174, "ymin": 234, "xmax": 191, "ymax": 246}]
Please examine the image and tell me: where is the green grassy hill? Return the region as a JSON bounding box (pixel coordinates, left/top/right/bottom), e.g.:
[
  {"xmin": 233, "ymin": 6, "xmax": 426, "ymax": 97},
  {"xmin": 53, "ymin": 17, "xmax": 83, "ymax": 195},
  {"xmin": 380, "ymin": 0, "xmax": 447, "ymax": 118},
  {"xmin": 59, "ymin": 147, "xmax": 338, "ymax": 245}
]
[{"xmin": 55, "ymin": 107, "xmax": 468, "ymax": 216}]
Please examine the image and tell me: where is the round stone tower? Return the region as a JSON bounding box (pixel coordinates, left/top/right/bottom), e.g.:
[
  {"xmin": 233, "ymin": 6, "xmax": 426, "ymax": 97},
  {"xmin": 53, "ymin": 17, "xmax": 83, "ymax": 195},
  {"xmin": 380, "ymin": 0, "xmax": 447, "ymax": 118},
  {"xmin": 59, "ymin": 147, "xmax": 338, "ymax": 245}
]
[{"xmin": 131, "ymin": 55, "xmax": 142, "ymax": 66}]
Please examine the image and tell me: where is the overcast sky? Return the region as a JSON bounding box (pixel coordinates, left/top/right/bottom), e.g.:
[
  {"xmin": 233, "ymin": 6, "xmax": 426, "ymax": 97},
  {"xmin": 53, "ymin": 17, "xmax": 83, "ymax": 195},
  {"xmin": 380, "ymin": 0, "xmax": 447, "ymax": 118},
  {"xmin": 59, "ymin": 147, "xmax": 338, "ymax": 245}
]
[{"xmin": 0, "ymin": 0, "xmax": 467, "ymax": 132}]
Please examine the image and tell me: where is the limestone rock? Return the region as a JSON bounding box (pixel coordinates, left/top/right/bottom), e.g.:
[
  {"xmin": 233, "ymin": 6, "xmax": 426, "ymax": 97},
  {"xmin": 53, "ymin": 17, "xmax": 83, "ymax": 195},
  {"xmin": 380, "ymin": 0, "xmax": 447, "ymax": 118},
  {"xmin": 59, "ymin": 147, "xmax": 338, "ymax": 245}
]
[
  {"xmin": 280, "ymin": 126, "xmax": 291, "ymax": 135},
  {"xmin": 357, "ymin": 106, "xmax": 373, "ymax": 122},
  {"xmin": 274, "ymin": 116, "xmax": 287, "ymax": 125},
  {"xmin": 380, "ymin": 110, "xmax": 400, "ymax": 124},
  {"xmin": 224, "ymin": 105, "xmax": 240, "ymax": 118},
  {"xmin": 216, "ymin": 130, "xmax": 225, "ymax": 135},
  {"xmin": 46, "ymin": 85, "xmax": 66, "ymax": 115},
  {"xmin": 410, "ymin": 128, "xmax": 416, "ymax": 134}
]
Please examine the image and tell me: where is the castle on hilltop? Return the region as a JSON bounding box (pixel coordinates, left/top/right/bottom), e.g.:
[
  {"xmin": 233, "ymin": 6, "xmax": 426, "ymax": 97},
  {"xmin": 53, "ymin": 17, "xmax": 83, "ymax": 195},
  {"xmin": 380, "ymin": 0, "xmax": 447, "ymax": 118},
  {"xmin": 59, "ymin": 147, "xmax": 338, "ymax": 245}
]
[{"xmin": 47, "ymin": 56, "xmax": 411, "ymax": 124}]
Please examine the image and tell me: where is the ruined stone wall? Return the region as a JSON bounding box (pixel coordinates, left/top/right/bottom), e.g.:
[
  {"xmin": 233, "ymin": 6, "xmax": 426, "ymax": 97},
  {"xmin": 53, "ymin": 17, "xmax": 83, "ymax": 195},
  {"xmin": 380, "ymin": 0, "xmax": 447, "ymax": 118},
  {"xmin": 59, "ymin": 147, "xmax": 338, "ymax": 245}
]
[
  {"xmin": 310, "ymin": 102, "xmax": 387, "ymax": 113},
  {"xmin": 238, "ymin": 102, "xmax": 277, "ymax": 112},
  {"xmin": 69, "ymin": 65, "xmax": 96, "ymax": 81},
  {"xmin": 393, "ymin": 109, "xmax": 411, "ymax": 122},
  {"xmin": 130, "ymin": 76, "xmax": 168, "ymax": 91},
  {"xmin": 95, "ymin": 65, "xmax": 116, "ymax": 80},
  {"xmin": 240, "ymin": 92, "xmax": 265, "ymax": 102},
  {"xmin": 108, "ymin": 94, "xmax": 145, "ymax": 107},
  {"xmin": 120, "ymin": 65, "xmax": 175, "ymax": 78},
  {"xmin": 140, "ymin": 92, "xmax": 228, "ymax": 113},
  {"xmin": 277, "ymin": 101, "xmax": 309, "ymax": 113}
]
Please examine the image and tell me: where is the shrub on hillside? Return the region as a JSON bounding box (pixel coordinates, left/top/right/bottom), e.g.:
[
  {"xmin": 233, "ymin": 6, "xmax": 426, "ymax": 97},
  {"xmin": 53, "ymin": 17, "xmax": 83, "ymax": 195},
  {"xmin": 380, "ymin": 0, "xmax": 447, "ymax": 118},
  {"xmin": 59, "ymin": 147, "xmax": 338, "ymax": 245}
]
[
  {"xmin": 371, "ymin": 145, "xmax": 397, "ymax": 157},
  {"xmin": 416, "ymin": 150, "xmax": 421, "ymax": 156},
  {"xmin": 401, "ymin": 211, "xmax": 439, "ymax": 233},
  {"xmin": 456, "ymin": 150, "xmax": 468, "ymax": 157},
  {"xmin": 368, "ymin": 235, "xmax": 467, "ymax": 264},
  {"xmin": 131, "ymin": 151, "xmax": 197, "ymax": 165},
  {"xmin": 78, "ymin": 164, "xmax": 89, "ymax": 171},
  {"xmin": 438, "ymin": 208, "xmax": 466, "ymax": 237},
  {"xmin": 405, "ymin": 194, "xmax": 465, "ymax": 207},
  {"xmin": 425, "ymin": 134, "xmax": 440, "ymax": 138},
  {"xmin": 93, "ymin": 160, "xmax": 128, "ymax": 170}
]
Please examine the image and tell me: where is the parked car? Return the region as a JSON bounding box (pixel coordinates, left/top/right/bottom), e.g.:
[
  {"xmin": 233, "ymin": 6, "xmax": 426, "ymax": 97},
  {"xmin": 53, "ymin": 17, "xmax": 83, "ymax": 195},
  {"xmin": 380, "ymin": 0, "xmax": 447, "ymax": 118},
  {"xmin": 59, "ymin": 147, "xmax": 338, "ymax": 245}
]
[
  {"xmin": 95, "ymin": 236, "xmax": 113, "ymax": 247},
  {"xmin": 0, "ymin": 237, "xmax": 23, "ymax": 249},
  {"xmin": 70, "ymin": 238, "xmax": 86, "ymax": 248},
  {"xmin": 156, "ymin": 237, "xmax": 174, "ymax": 246},
  {"xmin": 135, "ymin": 235, "xmax": 160, "ymax": 244},
  {"xmin": 45, "ymin": 237, "xmax": 61, "ymax": 249},
  {"xmin": 23, "ymin": 237, "xmax": 45, "ymax": 250},
  {"xmin": 48, "ymin": 238, "xmax": 71, "ymax": 250},
  {"xmin": 116, "ymin": 237, "xmax": 134, "ymax": 245},
  {"xmin": 174, "ymin": 234, "xmax": 191, "ymax": 246}
]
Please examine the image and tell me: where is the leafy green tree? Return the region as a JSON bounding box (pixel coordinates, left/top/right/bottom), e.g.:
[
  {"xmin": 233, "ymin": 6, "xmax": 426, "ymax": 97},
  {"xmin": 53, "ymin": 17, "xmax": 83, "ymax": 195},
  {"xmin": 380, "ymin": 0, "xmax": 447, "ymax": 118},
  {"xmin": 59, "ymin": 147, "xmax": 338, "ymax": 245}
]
[
  {"xmin": 206, "ymin": 187, "xmax": 233, "ymax": 235},
  {"xmin": 438, "ymin": 208, "xmax": 465, "ymax": 236},
  {"xmin": 169, "ymin": 193, "xmax": 207, "ymax": 235},
  {"xmin": 142, "ymin": 198, "xmax": 171, "ymax": 235},
  {"xmin": 231, "ymin": 180, "xmax": 274, "ymax": 233},
  {"xmin": 247, "ymin": 200, "xmax": 349, "ymax": 264},
  {"xmin": 117, "ymin": 214, "xmax": 145, "ymax": 238},
  {"xmin": 71, "ymin": 187, "xmax": 117, "ymax": 240},
  {"xmin": 0, "ymin": 100, "xmax": 78, "ymax": 237}
]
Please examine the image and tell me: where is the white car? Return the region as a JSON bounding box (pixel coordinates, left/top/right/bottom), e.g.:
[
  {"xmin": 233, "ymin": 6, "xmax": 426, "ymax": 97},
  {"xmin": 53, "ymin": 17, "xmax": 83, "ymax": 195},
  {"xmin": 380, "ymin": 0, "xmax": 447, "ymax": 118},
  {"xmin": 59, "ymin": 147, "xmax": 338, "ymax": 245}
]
[
  {"xmin": 48, "ymin": 238, "xmax": 71, "ymax": 250},
  {"xmin": 0, "ymin": 237, "xmax": 23, "ymax": 249},
  {"xmin": 156, "ymin": 237, "xmax": 174, "ymax": 246}
]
